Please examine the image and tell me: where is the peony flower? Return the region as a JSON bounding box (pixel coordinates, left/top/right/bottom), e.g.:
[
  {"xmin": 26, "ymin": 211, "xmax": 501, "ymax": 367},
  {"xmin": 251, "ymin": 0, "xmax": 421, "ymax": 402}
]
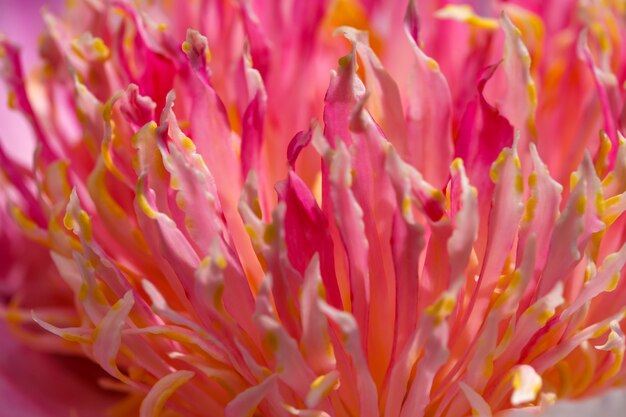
[{"xmin": 2, "ymin": 0, "xmax": 626, "ymax": 416}]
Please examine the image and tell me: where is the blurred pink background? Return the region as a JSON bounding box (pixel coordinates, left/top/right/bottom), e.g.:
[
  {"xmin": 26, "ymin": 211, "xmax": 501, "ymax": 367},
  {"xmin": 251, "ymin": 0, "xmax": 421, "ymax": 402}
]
[
  {"xmin": 0, "ymin": 3, "xmax": 119, "ymax": 417},
  {"xmin": 0, "ymin": 0, "xmax": 62, "ymax": 165}
]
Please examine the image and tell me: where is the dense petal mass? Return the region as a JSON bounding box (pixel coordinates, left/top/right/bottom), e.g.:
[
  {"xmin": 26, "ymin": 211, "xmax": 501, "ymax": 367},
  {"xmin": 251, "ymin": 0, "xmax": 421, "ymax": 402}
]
[{"xmin": 2, "ymin": 1, "xmax": 626, "ymax": 417}]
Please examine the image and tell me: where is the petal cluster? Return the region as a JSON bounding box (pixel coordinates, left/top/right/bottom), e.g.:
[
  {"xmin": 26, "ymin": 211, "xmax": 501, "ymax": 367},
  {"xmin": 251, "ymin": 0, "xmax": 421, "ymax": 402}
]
[{"xmin": 2, "ymin": 1, "xmax": 626, "ymax": 417}]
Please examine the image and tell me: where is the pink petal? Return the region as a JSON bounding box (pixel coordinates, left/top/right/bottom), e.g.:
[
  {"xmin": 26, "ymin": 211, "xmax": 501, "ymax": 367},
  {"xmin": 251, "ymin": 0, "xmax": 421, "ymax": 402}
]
[{"xmin": 139, "ymin": 370, "xmax": 195, "ymax": 417}]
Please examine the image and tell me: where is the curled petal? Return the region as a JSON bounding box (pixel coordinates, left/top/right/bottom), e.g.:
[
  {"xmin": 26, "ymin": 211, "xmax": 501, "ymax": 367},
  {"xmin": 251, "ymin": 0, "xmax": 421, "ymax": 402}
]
[
  {"xmin": 225, "ymin": 374, "xmax": 277, "ymax": 417},
  {"xmin": 300, "ymin": 255, "xmax": 336, "ymax": 374},
  {"xmin": 92, "ymin": 291, "xmax": 135, "ymax": 378},
  {"xmin": 140, "ymin": 370, "xmax": 195, "ymax": 417}
]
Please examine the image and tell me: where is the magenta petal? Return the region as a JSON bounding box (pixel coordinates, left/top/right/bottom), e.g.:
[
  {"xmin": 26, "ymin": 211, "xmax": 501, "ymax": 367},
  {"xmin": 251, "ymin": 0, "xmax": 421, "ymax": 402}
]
[{"xmin": 278, "ymin": 170, "xmax": 342, "ymax": 308}]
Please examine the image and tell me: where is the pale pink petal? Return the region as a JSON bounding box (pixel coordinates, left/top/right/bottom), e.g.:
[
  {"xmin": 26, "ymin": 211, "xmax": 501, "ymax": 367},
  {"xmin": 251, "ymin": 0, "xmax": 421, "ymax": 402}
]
[
  {"xmin": 320, "ymin": 301, "xmax": 379, "ymax": 417},
  {"xmin": 399, "ymin": 319, "xmax": 449, "ymax": 417},
  {"xmin": 505, "ymin": 388, "xmax": 626, "ymax": 417},
  {"xmin": 139, "ymin": 370, "xmax": 195, "ymax": 417},
  {"xmin": 300, "ymin": 255, "xmax": 336, "ymax": 374},
  {"xmin": 327, "ymin": 140, "xmax": 370, "ymax": 337},
  {"xmin": 92, "ymin": 291, "xmax": 134, "ymax": 378},
  {"xmin": 511, "ymin": 365, "xmax": 542, "ymax": 406},
  {"xmin": 305, "ymin": 370, "xmax": 340, "ymax": 409},
  {"xmin": 518, "ymin": 144, "xmax": 562, "ymax": 276},
  {"xmin": 225, "ymin": 374, "xmax": 277, "ymax": 417},
  {"xmin": 500, "ymin": 13, "xmax": 538, "ymax": 141},
  {"xmin": 338, "ymin": 27, "xmax": 407, "ymax": 153},
  {"xmin": 254, "ymin": 277, "xmax": 317, "ymax": 400},
  {"xmin": 459, "ymin": 382, "xmax": 493, "ymax": 417},
  {"xmin": 577, "ymin": 29, "xmax": 621, "ymax": 161},
  {"xmin": 403, "ymin": 7, "xmax": 454, "ymax": 188}
]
